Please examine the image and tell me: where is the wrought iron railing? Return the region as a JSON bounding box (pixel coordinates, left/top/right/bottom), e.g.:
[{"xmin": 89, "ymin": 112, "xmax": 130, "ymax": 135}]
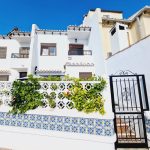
[
  {"xmin": 11, "ymin": 53, "xmax": 29, "ymax": 58},
  {"xmin": 68, "ymin": 50, "xmax": 92, "ymax": 55}
]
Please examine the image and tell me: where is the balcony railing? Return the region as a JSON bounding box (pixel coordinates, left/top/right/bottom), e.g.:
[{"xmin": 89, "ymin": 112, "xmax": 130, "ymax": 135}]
[
  {"xmin": 11, "ymin": 53, "xmax": 29, "ymax": 58},
  {"xmin": 68, "ymin": 50, "xmax": 92, "ymax": 56}
]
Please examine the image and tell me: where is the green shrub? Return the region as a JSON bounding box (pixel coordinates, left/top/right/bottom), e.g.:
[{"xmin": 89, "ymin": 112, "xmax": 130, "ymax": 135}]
[
  {"xmin": 9, "ymin": 75, "xmax": 44, "ymax": 114},
  {"xmin": 64, "ymin": 77, "xmax": 106, "ymax": 115}
]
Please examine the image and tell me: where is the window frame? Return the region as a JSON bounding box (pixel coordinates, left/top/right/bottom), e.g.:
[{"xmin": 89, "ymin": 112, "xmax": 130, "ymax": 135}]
[
  {"xmin": 41, "ymin": 44, "xmax": 57, "ymax": 56},
  {"xmin": 79, "ymin": 72, "xmax": 92, "ymax": 80},
  {"xmin": 0, "ymin": 75, "xmax": 9, "ymax": 81},
  {"xmin": 0, "ymin": 47, "xmax": 7, "ymax": 59}
]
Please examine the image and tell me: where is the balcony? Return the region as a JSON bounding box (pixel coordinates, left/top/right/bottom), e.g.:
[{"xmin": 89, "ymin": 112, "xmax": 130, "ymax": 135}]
[
  {"xmin": 11, "ymin": 53, "xmax": 29, "ymax": 58},
  {"xmin": 68, "ymin": 50, "xmax": 92, "ymax": 55},
  {"xmin": 10, "ymin": 53, "xmax": 29, "ymax": 69},
  {"xmin": 67, "ymin": 26, "xmax": 91, "ymax": 40}
]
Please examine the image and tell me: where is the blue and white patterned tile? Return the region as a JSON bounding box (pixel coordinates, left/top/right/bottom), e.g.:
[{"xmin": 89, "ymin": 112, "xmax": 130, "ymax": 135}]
[
  {"xmin": 71, "ymin": 125, "xmax": 79, "ymax": 133},
  {"xmin": 95, "ymin": 128, "xmax": 103, "ymax": 135},
  {"xmin": 79, "ymin": 118, "xmax": 87, "ymax": 126},
  {"xmin": 17, "ymin": 121, "xmax": 22, "ymax": 127},
  {"xmin": 95, "ymin": 119, "xmax": 104, "ymax": 127},
  {"xmin": 104, "ymin": 129, "xmax": 112, "ymax": 136},
  {"xmin": 0, "ymin": 119, "xmax": 4, "ymax": 125},
  {"xmin": 36, "ymin": 115, "xmax": 43, "ymax": 122},
  {"xmin": 5, "ymin": 114, "xmax": 12, "ymax": 119},
  {"xmin": 57, "ymin": 116, "xmax": 64, "ymax": 124},
  {"xmin": 87, "ymin": 127, "xmax": 94, "ymax": 134},
  {"xmin": 12, "ymin": 114, "xmax": 17, "ymax": 120},
  {"xmin": 79, "ymin": 126, "xmax": 87, "ymax": 134},
  {"xmin": 23, "ymin": 114, "xmax": 29, "ymax": 120},
  {"xmin": 4, "ymin": 119, "xmax": 11, "ymax": 126},
  {"xmin": 0, "ymin": 112, "xmax": 114, "ymax": 136},
  {"xmin": 10, "ymin": 120, "xmax": 16, "ymax": 126},
  {"xmin": 36, "ymin": 122, "xmax": 42, "ymax": 129},
  {"xmin": 50, "ymin": 116, "xmax": 56, "ymax": 123},
  {"xmin": 71, "ymin": 117, "xmax": 79, "ymax": 126},
  {"xmin": 64, "ymin": 117, "xmax": 71, "ymax": 124},
  {"xmin": 0, "ymin": 112, "xmax": 5, "ymax": 118},
  {"xmin": 17, "ymin": 114, "xmax": 23, "ymax": 120},
  {"xmin": 30, "ymin": 115, "xmax": 36, "ymax": 121},
  {"xmin": 49, "ymin": 124, "xmax": 56, "ymax": 130},
  {"xmin": 56, "ymin": 124, "xmax": 63, "ymax": 131},
  {"xmin": 29, "ymin": 122, "xmax": 35, "ymax": 128},
  {"xmin": 43, "ymin": 115, "xmax": 49, "ymax": 122},
  {"xmin": 64, "ymin": 125, "xmax": 71, "ymax": 132},
  {"xmin": 42, "ymin": 123, "xmax": 49, "ymax": 130},
  {"xmin": 87, "ymin": 118, "xmax": 94, "ymax": 127},
  {"xmin": 23, "ymin": 121, "xmax": 28, "ymax": 128}
]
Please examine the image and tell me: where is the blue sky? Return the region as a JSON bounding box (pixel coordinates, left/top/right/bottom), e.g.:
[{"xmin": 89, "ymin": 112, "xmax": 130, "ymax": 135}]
[{"xmin": 0, "ymin": 0, "xmax": 150, "ymax": 34}]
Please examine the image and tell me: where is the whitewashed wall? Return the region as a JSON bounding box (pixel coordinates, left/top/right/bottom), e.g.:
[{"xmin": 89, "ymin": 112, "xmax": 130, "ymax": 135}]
[
  {"xmin": 110, "ymin": 23, "xmax": 129, "ymax": 54},
  {"xmin": 0, "ymin": 39, "xmax": 30, "ymax": 81},
  {"xmin": 83, "ymin": 8, "xmax": 107, "ymax": 76},
  {"xmin": 0, "ymin": 81, "xmax": 115, "ymax": 150},
  {"xmin": 106, "ymin": 35, "xmax": 150, "ymax": 106}
]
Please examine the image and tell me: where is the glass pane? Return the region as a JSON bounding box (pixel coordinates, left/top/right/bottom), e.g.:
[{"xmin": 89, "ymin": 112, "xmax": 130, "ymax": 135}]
[
  {"xmin": 0, "ymin": 75, "xmax": 9, "ymax": 81},
  {"xmin": 42, "ymin": 48, "xmax": 49, "ymax": 56},
  {"xmin": 50, "ymin": 47, "xmax": 56, "ymax": 56}
]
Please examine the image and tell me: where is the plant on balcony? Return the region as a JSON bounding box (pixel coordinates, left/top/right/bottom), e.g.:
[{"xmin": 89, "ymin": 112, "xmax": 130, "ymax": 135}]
[
  {"xmin": 64, "ymin": 77, "xmax": 107, "ymax": 115},
  {"xmin": 9, "ymin": 75, "xmax": 44, "ymax": 114},
  {"xmin": 38, "ymin": 76, "xmax": 61, "ymax": 81}
]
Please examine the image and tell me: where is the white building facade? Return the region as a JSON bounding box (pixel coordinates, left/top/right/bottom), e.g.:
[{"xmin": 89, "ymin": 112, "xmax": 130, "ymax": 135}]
[
  {"xmin": 0, "ymin": 23, "xmax": 104, "ymax": 81},
  {"xmin": 0, "ymin": 5, "xmax": 150, "ymax": 150}
]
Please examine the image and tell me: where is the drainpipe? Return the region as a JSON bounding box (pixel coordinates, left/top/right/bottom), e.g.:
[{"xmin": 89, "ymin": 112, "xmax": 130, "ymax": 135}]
[{"xmin": 136, "ymin": 16, "xmax": 144, "ymax": 39}]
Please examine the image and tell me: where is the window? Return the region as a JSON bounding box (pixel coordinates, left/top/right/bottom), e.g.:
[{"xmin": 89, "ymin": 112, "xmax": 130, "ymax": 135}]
[
  {"xmin": 79, "ymin": 72, "xmax": 92, "ymax": 80},
  {"xmin": 0, "ymin": 75, "xmax": 9, "ymax": 81},
  {"xmin": 119, "ymin": 25, "xmax": 125, "ymax": 30},
  {"xmin": 68, "ymin": 44, "xmax": 83, "ymax": 55},
  {"xmin": 0, "ymin": 47, "xmax": 7, "ymax": 59},
  {"xmin": 41, "ymin": 44, "xmax": 56, "ymax": 56},
  {"xmin": 19, "ymin": 47, "xmax": 29, "ymax": 58},
  {"xmin": 111, "ymin": 28, "xmax": 116, "ymax": 36},
  {"xmin": 19, "ymin": 72, "xmax": 27, "ymax": 78},
  {"xmin": 50, "ymin": 47, "xmax": 56, "ymax": 56}
]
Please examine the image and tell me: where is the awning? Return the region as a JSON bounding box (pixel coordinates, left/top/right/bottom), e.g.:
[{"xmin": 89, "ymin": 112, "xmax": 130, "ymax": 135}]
[
  {"xmin": 0, "ymin": 70, "xmax": 10, "ymax": 75},
  {"xmin": 36, "ymin": 69, "xmax": 65, "ymax": 76}
]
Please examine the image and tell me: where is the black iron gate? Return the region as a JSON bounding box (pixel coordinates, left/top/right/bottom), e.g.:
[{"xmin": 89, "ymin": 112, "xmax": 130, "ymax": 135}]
[{"xmin": 110, "ymin": 72, "xmax": 149, "ymax": 149}]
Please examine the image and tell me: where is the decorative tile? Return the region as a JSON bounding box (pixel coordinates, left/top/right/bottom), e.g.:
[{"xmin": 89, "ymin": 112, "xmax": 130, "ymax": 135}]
[
  {"xmin": 43, "ymin": 115, "xmax": 49, "ymax": 122},
  {"xmin": 79, "ymin": 127, "xmax": 86, "ymax": 133},
  {"xmin": 49, "ymin": 124, "xmax": 56, "ymax": 130},
  {"xmin": 71, "ymin": 118, "xmax": 78, "ymax": 125},
  {"xmin": 96, "ymin": 128, "xmax": 103, "ymax": 135},
  {"xmin": 0, "ymin": 112, "xmax": 114, "ymax": 136},
  {"xmin": 88, "ymin": 127, "xmax": 94, "ymax": 134},
  {"xmin": 23, "ymin": 121, "xmax": 28, "ymax": 127},
  {"xmin": 64, "ymin": 117, "xmax": 71, "ymax": 124},
  {"xmin": 71, "ymin": 125, "xmax": 79, "ymax": 133},
  {"xmin": 56, "ymin": 124, "xmax": 63, "ymax": 131},
  {"xmin": 64, "ymin": 125, "xmax": 71, "ymax": 132}
]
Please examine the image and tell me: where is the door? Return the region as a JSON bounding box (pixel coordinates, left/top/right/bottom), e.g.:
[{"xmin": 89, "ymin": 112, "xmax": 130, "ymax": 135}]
[{"xmin": 110, "ymin": 74, "xmax": 149, "ymax": 149}]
